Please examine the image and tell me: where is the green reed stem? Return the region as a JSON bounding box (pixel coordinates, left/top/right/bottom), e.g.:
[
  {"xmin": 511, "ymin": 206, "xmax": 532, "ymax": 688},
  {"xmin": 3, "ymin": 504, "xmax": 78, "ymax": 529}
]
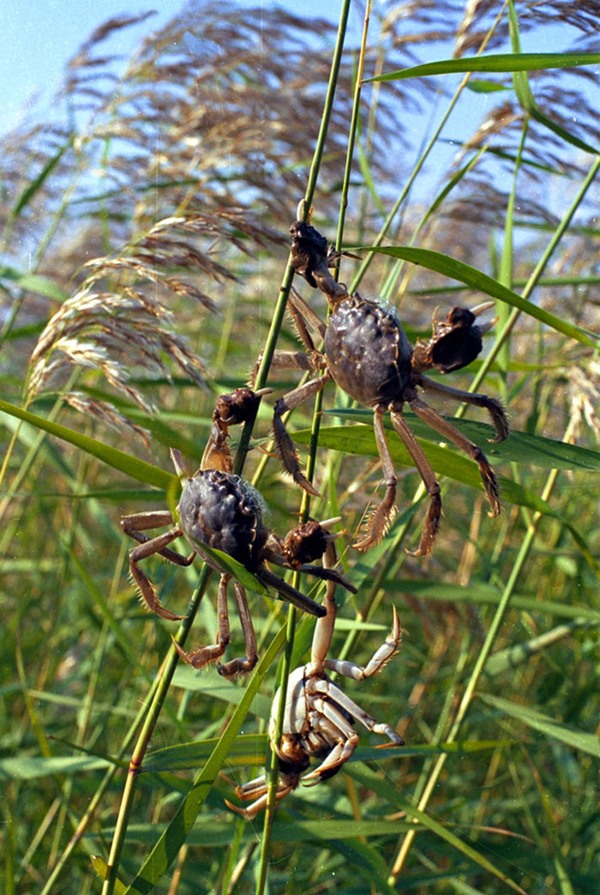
[
  {"xmin": 101, "ymin": 565, "xmax": 211, "ymax": 895},
  {"xmin": 254, "ymin": 3, "xmax": 353, "ymax": 892},
  {"xmin": 388, "ymin": 445, "xmax": 568, "ymax": 883},
  {"xmin": 460, "ymin": 152, "xmax": 600, "ymax": 403},
  {"xmin": 349, "ymin": 4, "xmax": 505, "ymax": 294},
  {"xmin": 334, "ymin": 0, "xmax": 372, "ymax": 260}
]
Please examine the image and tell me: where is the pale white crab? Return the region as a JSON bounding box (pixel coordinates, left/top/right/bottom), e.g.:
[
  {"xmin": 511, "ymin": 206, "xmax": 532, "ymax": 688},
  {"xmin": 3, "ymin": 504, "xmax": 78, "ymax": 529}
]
[{"xmin": 227, "ymin": 558, "xmax": 403, "ymax": 818}]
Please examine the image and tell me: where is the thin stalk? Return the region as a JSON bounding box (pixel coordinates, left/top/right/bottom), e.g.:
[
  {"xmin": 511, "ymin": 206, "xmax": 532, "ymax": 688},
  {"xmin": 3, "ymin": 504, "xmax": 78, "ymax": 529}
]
[
  {"xmin": 388, "ymin": 447, "xmax": 569, "ymax": 883},
  {"xmin": 233, "ymin": 0, "xmax": 353, "ymax": 475},
  {"xmin": 101, "ymin": 565, "xmax": 211, "ymax": 895},
  {"xmin": 349, "ymin": 4, "xmax": 506, "ymax": 293},
  {"xmin": 334, "ymin": 0, "xmax": 372, "ymax": 260},
  {"xmin": 458, "ymin": 152, "xmax": 600, "ymax": 403},
  {"xmin": 253, "ymin": 4, "xmax": 353, "ymax": 891},
  {"xmin": 253, "ymin": 603, "xmax": 297, "ymax": 895}
]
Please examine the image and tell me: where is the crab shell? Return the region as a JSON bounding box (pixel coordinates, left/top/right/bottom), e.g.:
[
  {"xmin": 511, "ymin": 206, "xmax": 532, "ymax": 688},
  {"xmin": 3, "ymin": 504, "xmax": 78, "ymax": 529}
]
[
  {"xmin": 324, "ymin": 295, "xmax": 413, "ymax": 406},
  {"xmin": 177, "ymin": 468, "xmax": 268, "ymax": 572}
]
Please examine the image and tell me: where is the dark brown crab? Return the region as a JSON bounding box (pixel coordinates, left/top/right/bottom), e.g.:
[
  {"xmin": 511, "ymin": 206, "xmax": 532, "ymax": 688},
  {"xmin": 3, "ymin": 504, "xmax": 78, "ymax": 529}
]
[
  {"xmin": 121, "ymin": 389, "xmax": 356, "ymax": 676},
  {"xmin": 267, "ymin": 220, "xmax": 509, "ymax": 555},
  {"xmin": 226, "ymin": 540, "xmax": 403, "ymax": 818}
]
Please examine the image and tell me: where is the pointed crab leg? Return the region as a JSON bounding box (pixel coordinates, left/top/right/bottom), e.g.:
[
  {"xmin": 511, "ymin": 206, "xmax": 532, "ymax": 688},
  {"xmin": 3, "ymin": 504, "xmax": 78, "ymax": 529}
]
[
  {"xmin": 388, "ymin": 405, "xmax": 442, "ymax": 556},
  {"xmin": 172, "ymin": 573, "xmax": 233, "ymax": 668},
  {"xmin": 418, "ymin": 374, "xmax": 509, "ymax": 442},
  {"xmin": 324, "ymin": 608, "xmax": 401, "ymax": 680},
  {"xmin": 273, "ymin": 374, "xmax": 331, "ymax": 496},
  {"xmin": 353, "ymin": 404, "xmax": 399, "ymax": 552},
  {"xmin": 408, "ymin": 395, "xmax": 501, "ymax": 517},
  {"xmin": 120, "ymin": 512, "xmax": 194, "ymax": 621},
  {"xmin": 217, "ymin": 581, "xmax": 258, "ymax": 677}
]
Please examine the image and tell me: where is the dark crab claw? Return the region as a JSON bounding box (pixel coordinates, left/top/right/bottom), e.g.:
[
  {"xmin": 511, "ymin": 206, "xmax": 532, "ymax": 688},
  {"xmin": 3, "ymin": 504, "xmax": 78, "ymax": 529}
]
[
  {"xmin": 413, "ymin": 301, "xmax": 496, "ymax": 374},
  {"xmin": 214, "ymin": 386, "xmax": 273, "ymax": 427},
  {"xmin": 201, "ymin": 387, "xmax": 273, "ymax": 473},
  {"xmin": 266, "ymin": 517, "xmax": 357, "ymax": 595},
  {"xmin": 280, "ymin": 518, "xmax": 341, "ymax": 567}
]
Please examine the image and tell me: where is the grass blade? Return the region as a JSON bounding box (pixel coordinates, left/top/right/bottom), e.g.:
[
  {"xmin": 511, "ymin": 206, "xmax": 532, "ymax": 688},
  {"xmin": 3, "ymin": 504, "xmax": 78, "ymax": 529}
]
[
  {"xmin": 0, "ymin": 398, "xmax": 174, "ymax": 490},
  {"xmin": 479, "ymin": 694, "xmax": 600, "ymax": 758},
  {"xmin": 368, "ymin": 52, "xmax": 600, "ymax": 82},
  {"xmin": 355, "ymin": 247, "xmax": 597, "ymax": 346}
]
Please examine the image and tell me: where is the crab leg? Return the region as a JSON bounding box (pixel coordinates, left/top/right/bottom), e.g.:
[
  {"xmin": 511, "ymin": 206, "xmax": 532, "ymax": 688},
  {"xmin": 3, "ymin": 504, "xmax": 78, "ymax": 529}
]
[
  {"xmin": 257, "ymin": 567, "xmax": 326, "ymax": 618},
  {"xmin": 291, "ymin": 563, "xmax": 356, "ymax": 593},
  {"xmin": 248, "ymin": 348, "xmax": 318, "ymax": 391},
  {"xmin": 301, "ymin": 713, "xmax": 359, "ymax": 785},
  {"xmin": 306, "ymin": 529, "xmax": 349, "ymax": 672},
  {"xmin": 225, "ymin": 780, "xmax": 296, "ymax": 820},
  {"xmin": 122, "ymin": 520, "xmax": 193, "ymax": 621},
  {"xmin": 218, "ymin": 581, "xmax": 258, "ymax": 676},
  {"xmin": 353, "ymin": 404, "xmax": 399, "ymax": 552},
  {"xmin": 232, "ymin": 773, "xmax": 268, "ymax": 798},
  {"xmin": 172, "ymin": 573, "xmax": 232, "ymax": 669},
  {"xmin": 121, "ymin": 511, "xmax": 194, "ymax": 565},
  {"xmin": 324, "ymin": 608, "xmax": 401, "ymax": 680},
  {"xmin": 200, "ymin": 420, "xmax": 233, "ymax": 473},
  {"xmin": 388, "ymin": 405, "xmax": 442, "ymax": 556},
  {"xmin": 273, "ymin": 373, "xmax": 330, "ymax": 496},
  {"xmin": 301, "ymin": 740, "xmax": 354, "ymax": 783},
  {"xmin": 308, "ymin": 580, "xmax": 336, "ymax": 673},
  {"xmin": 287, "ymin": 287, "xmax": 328, "ymax": 348},
  {"xmin": 312, "ymin": 680, "xmax": 403, "ymax": 744},
  {"xmin": 418, "ymin": 374, "xmax": 509, "ymax": 442},
  {"xmin": 408, "ymin": 395, "xmax": 501, "ymax": 518}
]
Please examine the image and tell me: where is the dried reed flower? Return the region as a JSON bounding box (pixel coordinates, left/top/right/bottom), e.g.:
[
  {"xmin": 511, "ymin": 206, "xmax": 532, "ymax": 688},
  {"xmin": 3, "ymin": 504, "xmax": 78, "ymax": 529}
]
[
  {"xmin": 64, "ymin": 392, "xmax": 152, "ymax": 446},
  {"xmin": 2, "ymin": 0, "xmax": 597, "ymax": 441},
  {"xmin": 28, "ymin": 285, "xmax": 206, "ymax": 410},
  {"xmin": 567, "ymin": 362, "xmax": 600, "ymax": 443},
  {"xmin": 26, "ymin": 207, "xmax": 287, "ymax": 419}
]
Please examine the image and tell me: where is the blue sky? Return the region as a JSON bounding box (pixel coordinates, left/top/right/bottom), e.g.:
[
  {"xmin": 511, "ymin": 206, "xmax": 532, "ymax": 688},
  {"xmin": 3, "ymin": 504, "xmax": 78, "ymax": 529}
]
[
  {"xmin": 0, "ymin": 1, "xmax": 342, "ymax": 134},
  {"xmin": 2, "ymin": 1, "xmax": 593, "ymax": 211}
]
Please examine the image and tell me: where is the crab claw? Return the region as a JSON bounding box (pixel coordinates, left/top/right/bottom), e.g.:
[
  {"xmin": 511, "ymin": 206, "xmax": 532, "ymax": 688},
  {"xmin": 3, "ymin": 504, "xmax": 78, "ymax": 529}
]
[
  {"xmin": 469, "ymin": 300, "xmax": 496, "ymax": 337},
  {"xmin": 318, "ymin": 516, "xmax": 343, "ymax": 531},
  {"xmin": 413, "ymin": 303, "xmax": 497, "ymax": 374},
  {"xmin": 470, "ymin": 300, "xmax": 495, "ymax": 316},
  {"xmin": 214, "ymin": 386, "xmax": 273, "ymax": 426}
]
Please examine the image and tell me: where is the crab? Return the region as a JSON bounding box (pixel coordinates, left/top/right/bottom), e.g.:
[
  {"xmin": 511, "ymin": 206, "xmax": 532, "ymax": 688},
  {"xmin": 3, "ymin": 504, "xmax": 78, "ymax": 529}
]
[
  {"xmin": 226, "ymin": 545, "xmax": 403, "ymax": 818},
  {"xmin": 121, "ymin": 389, "xmax": 356, "ymax": 676},
  {"xmin": 266, "ymin": 219, "xmax": 509, "ymax": 555}
]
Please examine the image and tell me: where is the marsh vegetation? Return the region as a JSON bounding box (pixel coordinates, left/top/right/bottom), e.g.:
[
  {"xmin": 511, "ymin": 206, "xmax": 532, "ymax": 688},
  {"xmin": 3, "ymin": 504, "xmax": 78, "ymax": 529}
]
[{"xmin": 0, "ymin": 2, "xmax": 598, "ymax": 893}]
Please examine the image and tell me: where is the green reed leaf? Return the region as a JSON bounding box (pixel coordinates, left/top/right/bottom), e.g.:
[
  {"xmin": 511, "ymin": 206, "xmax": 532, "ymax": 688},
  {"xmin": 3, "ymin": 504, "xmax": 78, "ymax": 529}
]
[
  {"xmin": 0, "ymin": 398, "xmax": 174, "ymax": 490},
  {"xmin": 479, "ymin": 694, "xmax": 600, "ymax": 757},
  {"xmin": 354, "ymin": 246, "xmax": 597, "ymax": 346},
  {"xmin": 368, "ymin": 52, "xmax": 600, "ymax": 82}
]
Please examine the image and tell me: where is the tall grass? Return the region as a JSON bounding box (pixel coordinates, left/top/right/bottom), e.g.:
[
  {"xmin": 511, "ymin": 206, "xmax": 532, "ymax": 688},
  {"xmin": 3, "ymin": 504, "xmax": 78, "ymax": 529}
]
[{"xmin": 0, "ymin": 2, "xmax": 598, "ymax": 893}]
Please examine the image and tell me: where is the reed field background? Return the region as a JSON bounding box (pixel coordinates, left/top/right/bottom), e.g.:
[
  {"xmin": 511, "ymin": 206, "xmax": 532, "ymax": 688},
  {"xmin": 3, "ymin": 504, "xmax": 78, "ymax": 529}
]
[{"xmin": 0, "ymin": 1, "xmax": 598, "ymax": 893}]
